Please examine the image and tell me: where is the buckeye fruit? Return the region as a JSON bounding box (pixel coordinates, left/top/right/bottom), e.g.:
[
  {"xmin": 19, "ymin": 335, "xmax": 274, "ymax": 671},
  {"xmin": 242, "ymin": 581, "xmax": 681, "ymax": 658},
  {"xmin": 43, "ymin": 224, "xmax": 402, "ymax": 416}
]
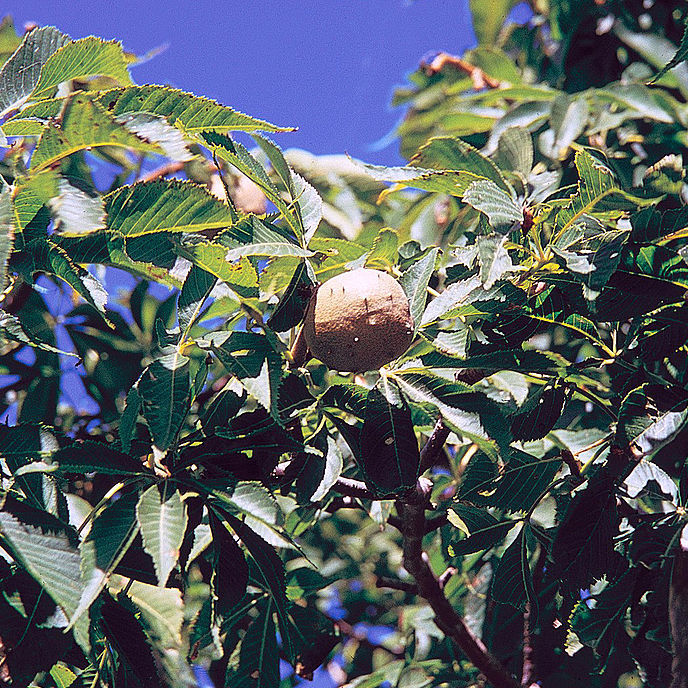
[{"xmin": 302, "ymin": 268, "xmax": 414, "ymax": 372}]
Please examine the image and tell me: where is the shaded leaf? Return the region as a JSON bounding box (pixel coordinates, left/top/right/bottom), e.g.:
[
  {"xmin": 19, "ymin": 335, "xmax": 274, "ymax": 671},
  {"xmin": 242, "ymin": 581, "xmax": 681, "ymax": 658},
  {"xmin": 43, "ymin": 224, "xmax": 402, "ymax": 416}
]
[
  {"xmin": 463, "ymin": 180, "xmax": 523, "ymax": 231},
  {"xmin": 490, "ymin": 524, "xmax": 533, "ymax": 611}
]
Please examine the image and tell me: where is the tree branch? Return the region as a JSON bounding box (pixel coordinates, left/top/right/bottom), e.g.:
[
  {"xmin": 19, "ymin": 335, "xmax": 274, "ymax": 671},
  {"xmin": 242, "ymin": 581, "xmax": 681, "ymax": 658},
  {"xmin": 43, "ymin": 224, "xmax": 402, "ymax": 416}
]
[
  {"xmin": 397, "ymin": 480, "xmax": 519, "ymax": 688},
  {"xmin": 419, "ymin": 417, "xmax": 450, "ymax": 473}
]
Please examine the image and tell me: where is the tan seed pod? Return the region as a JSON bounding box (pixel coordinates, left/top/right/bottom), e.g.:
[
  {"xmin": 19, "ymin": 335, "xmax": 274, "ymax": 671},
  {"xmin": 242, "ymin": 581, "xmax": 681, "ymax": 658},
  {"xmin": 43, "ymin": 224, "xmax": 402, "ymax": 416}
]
[{"xmin": 302, "ymin": 268, "xmax": 414, "ymax": 372}]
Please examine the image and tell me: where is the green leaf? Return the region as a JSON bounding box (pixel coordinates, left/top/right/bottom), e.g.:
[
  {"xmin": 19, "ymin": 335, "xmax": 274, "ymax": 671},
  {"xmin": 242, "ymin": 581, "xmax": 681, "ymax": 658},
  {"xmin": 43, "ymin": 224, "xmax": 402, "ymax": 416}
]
[
  {"xmin": 228, "ymin": 602, "xmax": 279, "ymax": 688},
  {"xmin": 541, "ymin": 94, "xmax": 589, "ymax": 160},
  {"xmin": 11, "ymin": 169, "xmax": 59, "ymax": 233},
  {"xmin": 0, "ymin": 26, "xmax": 69, "ymax": 115},
  {"xmin": 393, "ymin": 368, "xmax": 504, "ymax": 458},
  {"xmin": 267, "ymin": 261, "xmax": 315, "ymax": 332},
  {"xmin": 54, "ymin": 441, "xmax": 143, "ymax": 475},
  {"xmin": 420, "ymin": 348, "xmax": 567, "ymax": 375},
  {"xmin": 616, "ymin": 384, "xmax": 688, "ymax": 456},
  {"xmin": 50, "ymin": 663, "xmax": 77, "ymax": 688},
  {"xmin": 400, "ymin": 247, "xmax": 440, "ymax": 332},
  {"xmin": 119, "ymin": 385, "xmax": 141, "ymax": 454},
  {"xmin": 510, "ymin": 380, "xmax": 567, "ymax": 441},
  {"xmin": 137, "ymin": 484, "xmax": 188, "ymax": 587},
  {"xmin": 463, "ymin": 180, "xmax": 523, "ymax": 232},
  {"xmin": 50, "ymin": 178, "xmax": 106, "ymax": 236},
  {"xmin": 7, "ymin": 84, "xmax": 294, "ymax": 134},
  {"xmin": 203, "ymin": 331, "xmax": 282, "ymax": 416},
  {"xmin": 410, "ymin": 136, "xmax": 511, "ymax": 192},
  {"xmin": 0, "ymin": 510, "xmax": 90, "ymax": 652},
  {"xmin": 477, "ymin": 234, "xmax": 516, "ymax": 287},
  {"xmin": 624, "ymin": 459, "xmax": 678, "ymax": 503},
  {"xmin": 446, "ymin": 503, "xmax": 516, "ymax": 556},
  {"xmin": 365, "ymin": 228, "xmax": 399, "ymax": 270},
  {"xmin": 124, "ymin": 581, "xmax": 184, "ymax": 651},
  {"xmin": 30, "ymin": 93, "xmax": 161, "ymax": 171},
  {"xmin": 0, "ymin": 182, "xmax": 13, "ymax": 289},
  {"xmin": 469, "ymin": 0, "xmax": 517, "ymax": 45},
  {"xmin": 220, "ymin": 510, "xmax": 294, "ymax": 661},
  {"xmin": 178, "ymin": 264, "xmax": 216, "ymax": 335},
  {"xmin": 291, "ymin": 170, "xmax": 322, "ymax": 244},
  {"xmin": 496, "ymin": 127, "xmax": 533, "ymax": 175},
  {"xmin": 209, "ymin": 512, "xmax": 249, "ymax": 613},
  {"xmin": 75, "ymin": 492, "xmax": 139, "ymax": 626},
  {"xmin": 551, "ymin": 477, "xmax": 622, "ymax": 594},
  {"xmin": 105, "ymin": 179, "xmax": 236, "ymax": 238},
  {"xmin": 359, "ymin": 377, "xmax": 420, "ymax": 497},
  {"xmin": 490, "ymin": 524, "xmax": 533, "ymax": 611},
  {"xmin": 30, "ymin": 37, "xmax": 133, "ymax": 101},
  {"xmin": 138, "ymin": 350, "xmax": 191, "ymax": 451},
  {"xmin": 116, "ymin": 111, "xmax": 193, "ymax": 162}
]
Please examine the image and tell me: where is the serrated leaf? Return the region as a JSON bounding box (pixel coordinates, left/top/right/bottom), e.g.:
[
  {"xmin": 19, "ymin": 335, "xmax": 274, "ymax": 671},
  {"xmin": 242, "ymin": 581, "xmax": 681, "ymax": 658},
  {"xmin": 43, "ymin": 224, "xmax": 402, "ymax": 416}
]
[
  {"xmin": 421, "ymin": 348, "xmax": 566, "ymax": 375},
  {"xmin": 0, "ymin": 510, "xmax": 90, "ymax": 652},
  {"xmin": 490, "ymin": 525, "xmax": 533, "ymax": 612},
  {"xmin": 105, "ymin": 179, "xmax": 236, "ymax": 238},
  {"xmin": 30, "ymin": 37, "xmax": 132, "ymax": 101},
  {"xmin": 137, "ymin": 484, "xmax": 187, "ymax": 587},
  {"xmin": 209, "ymin": 512, "xmax": 249, "ymax": 613},
  {"xmin": 0, "ymin": 182, "xmax": 13, "ymax": 289},
  {"xmin": 11, "ymin": 169, "xmax": 59, "ymax": 233},
  {"xmin": 116, "ymin": 111, "xmax": 192, "ymax": 162},
  {"xmin": 365, "ymin": 228, "xmax": 398, "ymax": 270},
  {"xmin": 649, "ymin": 19, "xmax": 688, "ymax": 85},
  {"xmin": 6, "ymin": 84, "xmax": 294, "ymax": 135},
  {"xmin": 0, "ymin": 26, "xmax": 70, "ymax": 115},
  {"xmin": 541, "ymin": 94, "xmax": 589, "ymax": 160},
  {"xmin": 463, "ymin": 180, "xmax": 523, "ymax": 232},
  {"xmin": 393, "ymin": 368, "xmax": 505, "ymax": 458},
  {"xmin": 411, "ymin": 136, "xmax": 512, "ymax": 192},
  {"xmin": 124, "ymin": 581, "xmax": 184, "ymax": 650},
  {"xmin": 228, "ymin": 602, "xmax": 279, "ymax": 688},
  {"xmin": 31, "ymin": 93, "xmax": 161, "ymax": 171},
  {"xmin": 447, "ymin": 503, "xmax": 516, "ymax": 556},
  {"xmin": 291, "ymin": 170, "xmax": 322, "ymax": 244},
  {"xmin": 267, "ymin": 261, "xmax": 315, "ymax": 332},
  {"xmin": 496, "ymin": 127, "xmax": 533, "ymax": 175},
  {"xmin": 359, "ymin": 377, "xmax": 420, "ymax": 497},
  {"xmin": 624, "ymin": 460, "xmax": 678, "ymax": 503},
  {"xmin": 75, "ymin": 492, "xmax": 139, "ymax": 626},
  {"xmin": 178, "ymin": 264, "xmax": 216, "ymax": 335},
  {"xmin": 119, "ymin": 384, "xmax": 141, "ymax": 454},
  {"xmin": 400, "ymin": 247, "xmax": 440, "ymax": 332},
  {"xmin": 477, "ymin": 234, "xmax": 516, "ymax": 288},
  {"xmin": 48, "ymin": 177, "xmax": 106, "ymax": 236},
  {"xmin": 138, "ymin": 350, "xmax": 191, "ymax": 451},
  {"xmin": 510, "ymin": 380, "xmax": 567, "ymax": 441},
  {"xmin": 616, "ymin": 384, "xmax": 688, "ymax": 455},
  {"xmin": 53, "ymin": 441, "xmax": 143, "ymax": 475}
]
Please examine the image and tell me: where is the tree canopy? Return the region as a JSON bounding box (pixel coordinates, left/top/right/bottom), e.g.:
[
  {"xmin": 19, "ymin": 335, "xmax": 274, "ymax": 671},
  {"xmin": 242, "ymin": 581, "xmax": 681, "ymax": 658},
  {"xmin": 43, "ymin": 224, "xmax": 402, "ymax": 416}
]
[{"xmin": 1, "ymin": 2, "xmax": 688, "ymax": 687}]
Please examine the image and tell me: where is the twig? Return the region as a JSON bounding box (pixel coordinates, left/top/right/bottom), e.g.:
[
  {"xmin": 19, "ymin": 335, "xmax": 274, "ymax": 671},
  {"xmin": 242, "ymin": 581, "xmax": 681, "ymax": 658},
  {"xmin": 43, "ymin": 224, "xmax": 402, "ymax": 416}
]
[
  {"xmin": 375, "ymin": 577, "xmax": 418, "ymax": 595},
  {"xmin": 397, "ymin": 481, "xmax": 519, "ymax": 688},
  {"xmin": 521, "ymin": 602, "xmax": 536, "ymax": 688},
  {"xmin": 420, "ymin": 52, "xmax": 501, "ymax": 90},
  {"xmin": 419, "ymin": 417, "xmax": 450, "ymax": 473},
  {"xmin": 273, "ymin": 464, "xmax": 375, "ymax": 501},
  {"xmin": 140, "ymin": 160, "xmax": 185, "ymax": 183},
  {"xmin": 438, "ymin": 566, "xmax": 457, "ymax": 591},
  {"xmin": 560, "ymin": 449, "xmax": 583, "ymax": 484}
]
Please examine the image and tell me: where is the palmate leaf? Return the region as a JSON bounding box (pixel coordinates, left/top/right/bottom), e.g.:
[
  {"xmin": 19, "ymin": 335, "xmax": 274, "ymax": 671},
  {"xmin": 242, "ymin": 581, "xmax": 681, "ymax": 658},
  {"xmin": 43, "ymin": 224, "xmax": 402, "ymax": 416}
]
[
  {"xmin": 138, "ymin": 350, "xmax": 191, "ymax": 452},
  {"xmin": 136, "ymin": 484, "xmax": 188, "ymax": 587},
  {"xmin": 616, "ymin": 384, "xmax": 688, "ymax": 456},
  {"xmin": 202, "ymin": 331, "xmax": 282, "ymax": 417},
  {"xmin": 218, "ymin": 508, "xmax": 295, "ymax": 661},
  {"xmin": 0, "ymin": 509, "xmax": 90, "ymax": 652},
  {"xmin": 553, "ymin": 149, "xmax": 655, "ymax": 237},
  {"xmin": 4, "ymin": 84, "xmax": 294, "ymax": 136},
  {"xmin": 30, "ymin": 93, "xmax": 162, "ymax": 171},
  {"xmin": 75, "ymin": 492, "xmax": 139, "ymax": 627},
  {"xmin": 105, "ymin": 179, "xmax": 236, "ymax": 238},
  {"xmin": 359, "ymin": 377, "xmax": 420, "ymax": 497},
  {"xmin": 490, "ymin": 524, "xmax": 534, "ymax": 612},
  {"xmin": 446, "ymin": 503, "xmax": 516, "ymax": 557},
  {"xmin": 29, "ymin": 36, "xmax": 133, "ymax": 101},
  {"xmin": 464, "ymin": 181, "xmax": 523, "ymax": 232},
  {"xmin": 410, "ymin": 136, "xmax": 512, "ymax": 191},
  {"xmin": 392, "ymin": 367, "xmax": 509, "ymax": 458},
  {"xmin": 228, "ymin": 602, "xmax": 280, "ymax": 688},
  {"xmin": 0, "ymin": 182, "xmax": 13, "ymax": 289},
  {"xmin": 0, "ymin": 26, "xmax": 69, "ymax": 115},
  {"xmin": 400, "ymin": 247, "xmax": 440, "ymax": 332},
  {"xmin": 209, "ymin": 512, "xmax": 249, "ymax": 613}
]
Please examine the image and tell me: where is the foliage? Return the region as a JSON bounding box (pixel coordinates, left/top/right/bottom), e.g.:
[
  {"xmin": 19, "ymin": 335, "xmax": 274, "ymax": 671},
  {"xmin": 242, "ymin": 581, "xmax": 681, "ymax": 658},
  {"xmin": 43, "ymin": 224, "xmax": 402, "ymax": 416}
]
[{"xmin": 0, "ymin": 3, "xmax": 688, "ymax": 687}]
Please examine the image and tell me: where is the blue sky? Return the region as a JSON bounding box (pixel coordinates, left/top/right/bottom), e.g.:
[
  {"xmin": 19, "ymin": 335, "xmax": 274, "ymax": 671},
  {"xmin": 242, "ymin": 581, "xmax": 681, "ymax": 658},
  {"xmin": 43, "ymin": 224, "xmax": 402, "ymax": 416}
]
[{"xmin": 5, "ymin": 0, "xmax": 484, "ymax": 165}]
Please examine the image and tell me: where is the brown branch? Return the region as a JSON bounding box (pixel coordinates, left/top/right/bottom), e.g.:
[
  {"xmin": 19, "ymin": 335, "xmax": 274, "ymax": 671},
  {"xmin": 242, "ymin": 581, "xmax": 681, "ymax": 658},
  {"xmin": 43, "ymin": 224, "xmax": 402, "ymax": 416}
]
[
  {"xmin": 521, "ymin": 602, "xmax": 536, "ymax": 688},
  {"xmin": 273, "ymin": 463, "xmax": 375, "ymax": 501},
  {"xmin": 419, "ymin": 417, "xmax": 450, "ymax": 473},
  {"xmin": 375, "ymin": 577, "xmax": 418, "ymax": 595},
  {"xmin": 397, "ymin": 481, "xmax": 519, "ymax": 688},
  {"xmin": 670, "ymin": 550, "xmax": 688, "ymax": 688},
  {"xmin": 140, "ymin": 160, "xmax": 185, "ymax": 183},
  {"xmin": 420, "ymin": 52, "xmax": 501, "ymax": 90}
]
